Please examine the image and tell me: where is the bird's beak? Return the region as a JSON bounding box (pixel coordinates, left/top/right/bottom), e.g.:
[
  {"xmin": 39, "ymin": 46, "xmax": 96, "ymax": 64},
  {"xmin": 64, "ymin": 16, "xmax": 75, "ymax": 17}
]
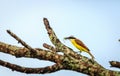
[{"xmin": 64, "ymin": 37, "xmax": 70, "ymax": 40}]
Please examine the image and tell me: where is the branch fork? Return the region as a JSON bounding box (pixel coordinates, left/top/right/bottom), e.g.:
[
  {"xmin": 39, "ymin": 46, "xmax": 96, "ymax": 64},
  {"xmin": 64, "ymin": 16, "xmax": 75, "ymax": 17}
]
[{"xmin": 0, "ymin": 18, "xmax": 119, "ymax": 76}]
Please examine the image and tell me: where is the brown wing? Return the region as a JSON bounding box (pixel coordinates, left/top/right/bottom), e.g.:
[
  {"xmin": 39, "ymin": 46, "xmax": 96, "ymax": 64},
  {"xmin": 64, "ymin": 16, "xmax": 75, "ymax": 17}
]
[{"xmin": 75, "ymin": 39, "xmax": 90, "ymax": 51}]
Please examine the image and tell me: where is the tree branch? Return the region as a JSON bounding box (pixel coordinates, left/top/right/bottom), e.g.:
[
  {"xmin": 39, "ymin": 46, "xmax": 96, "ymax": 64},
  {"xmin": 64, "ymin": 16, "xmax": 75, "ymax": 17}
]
[
  {"xmin": 0, "ymin": 59, "xmax": 63, "ymax": 74},
  {"xmin": 0, "ymin": 41, "xmax": 63, "ymax": 63},
  {"xmin": 0, "ymin": 18, "xmax": 120, "ymax": 76},
  {"xmin": 43, "ymin": 18, "xmax": 83, "ymax": 60},
  {"xmin": 6, "ymin": 30, "xmax": 36, "ymax": 54},
  {"xmin": 43, "ymin": 43, "xmax": 58, "ymax": 52}
]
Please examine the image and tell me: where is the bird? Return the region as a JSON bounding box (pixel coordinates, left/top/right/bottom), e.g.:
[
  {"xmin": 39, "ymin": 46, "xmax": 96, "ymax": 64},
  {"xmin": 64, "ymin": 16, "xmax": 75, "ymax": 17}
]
[{"xmin": 64, "ymin": 36, "xmax": 94, "ymax": 59}]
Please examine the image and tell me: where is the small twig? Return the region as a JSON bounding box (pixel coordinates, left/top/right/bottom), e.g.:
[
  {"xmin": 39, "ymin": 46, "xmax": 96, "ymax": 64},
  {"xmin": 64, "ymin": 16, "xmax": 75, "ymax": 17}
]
[
  {"xmin": 110, "ymin": 61, "xmax": 120, "ymax": 68},
  {"xmin": 0, "ymin": 59, "xmax": 63, "ymax": 74},
  {"xmin": 6, "ymin": 30, "xmax": 36, "ymax": 53},
  {"xmin": 43, "ymin": 43, "xmax": 60, "ymax": 52}
]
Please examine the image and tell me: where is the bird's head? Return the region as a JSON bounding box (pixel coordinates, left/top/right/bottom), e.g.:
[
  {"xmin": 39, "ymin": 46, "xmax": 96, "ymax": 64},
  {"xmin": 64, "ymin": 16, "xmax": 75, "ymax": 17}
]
[{"xmin": 64, "ymin": 36, "xmax": 76, "ymax": 40}]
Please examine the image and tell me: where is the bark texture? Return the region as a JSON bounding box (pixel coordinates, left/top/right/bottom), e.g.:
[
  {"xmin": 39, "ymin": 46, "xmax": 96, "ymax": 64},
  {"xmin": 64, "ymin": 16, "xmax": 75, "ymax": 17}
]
[{"xmin": 0, "ymin": 18, "xmax": 120, "ymax": 76}]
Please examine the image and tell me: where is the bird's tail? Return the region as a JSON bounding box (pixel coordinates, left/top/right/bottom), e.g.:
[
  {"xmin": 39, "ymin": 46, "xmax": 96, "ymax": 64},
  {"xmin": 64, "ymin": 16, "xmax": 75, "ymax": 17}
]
[{"xmin": 88, "ymin": 51, "xmax": 94, "ymax": 60}]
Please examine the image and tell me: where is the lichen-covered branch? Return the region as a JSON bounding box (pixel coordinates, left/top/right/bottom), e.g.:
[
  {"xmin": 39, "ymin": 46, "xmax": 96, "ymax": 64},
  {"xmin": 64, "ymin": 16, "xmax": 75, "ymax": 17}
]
[
  {"xmin": 0, "ymin": 18, "xmax": 120, "ymax": 76},
  {"xmin": 43, "ymin": 43, "xmax": 58, "ymax": 52},
  {"xmin": 43, "ymin": 18, "xmax": 83, "ymax": 60},
  {"xmin": 7, "ymin": 30, "xmax": 36, "ymax": 54},
  {"xmin": 0, "ymin": 59, "xmax": 63, "ymax": 74},
  {"xmin": 0, "ymin": 41, "xmax": 63, "ymax": 63}
]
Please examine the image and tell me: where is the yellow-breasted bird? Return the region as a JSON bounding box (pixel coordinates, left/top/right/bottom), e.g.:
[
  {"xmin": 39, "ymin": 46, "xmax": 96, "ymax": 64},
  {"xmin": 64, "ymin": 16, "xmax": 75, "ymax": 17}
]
[{"xmin": 64, "ymin": 36, "xmax": 94, "ymax": 59}]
